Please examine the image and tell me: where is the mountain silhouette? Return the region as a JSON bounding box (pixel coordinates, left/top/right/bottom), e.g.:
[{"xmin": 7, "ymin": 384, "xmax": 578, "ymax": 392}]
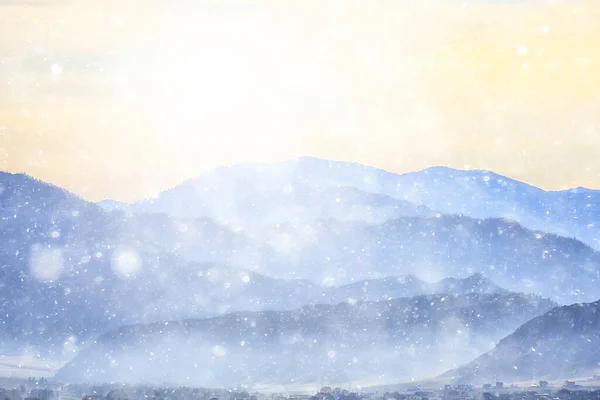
[
  {"xmin": 55, "ymin": 292, "xmax": 555, "ymax": 387},
  {"xmin": 2, "ymin": 167, "xmax": 599, "ymax": 365},
  {"xmin": 440, "ymin": 298, "xmax": 600, "ymax": 383},
  {"xmin": 105, "ymin": 157, "xmax": 599, "ymax": 250}
]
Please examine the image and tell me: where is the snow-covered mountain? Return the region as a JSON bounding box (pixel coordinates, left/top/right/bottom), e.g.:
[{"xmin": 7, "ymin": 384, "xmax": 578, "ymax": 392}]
[
  {"xmin": 54, "ymin": 292, "xmax": 555, "ymax": 387},
  {"xmin": 0, "ymin": 222, "xmax": 511, "ymax": 357},
  {"xmin": 105, "ymin": 157, "xmax": 599, "ymax": 249},
  {"xmin": 241, "ymin": 216, "xmax": 600, "ymax": 303},
  {"xmin": 440, "ymin": 298, "xmax": 600, "ymax": 383},
  {"xmin": 102, "ymin": 180, "xmax": 433, "ymax": 226},
  {"xmin": 2, "ymin": 169, "xmax": 599, "ymax": 361}
]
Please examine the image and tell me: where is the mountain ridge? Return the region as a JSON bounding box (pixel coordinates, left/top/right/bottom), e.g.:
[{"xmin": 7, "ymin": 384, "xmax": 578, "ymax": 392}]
[
  {"xmin": 5, "ymin": 159, "xmax": 599, "ymax": 204},
  {"xmin": 2, "ymin": 163, "xmax": 600, "ymax": 359},
  {"xmin": 54, "ymin": 291, "xmax": 556, "ymax": 387},
  {"xmin": 93, "ymin": 158, "xmax": 589, "ymax": 206},
  {"xmin": 86, "ymin": 157, "xmax": 600, "ymax": 250},
  {"xmin": 439, "ymin": 298, "xmax": 600, "ymax": 383}
]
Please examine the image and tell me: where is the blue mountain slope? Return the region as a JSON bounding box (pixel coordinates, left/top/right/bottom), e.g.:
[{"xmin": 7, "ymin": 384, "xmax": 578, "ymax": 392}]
[
  {"xmin": 54, "ymin": 292, "xmax": 556, "ymax": 387},
  {"xmin": 110, "ymin": 180, "xmax": 432, "ymax": 225},
  {"xmin": 112, "ymin": 157, "xmax": 599, "ymax": 249},
  {"xmin": 241, "ymin": 216, "xmax": 600, "ymax": 303},
  {"xmin": 2, "ymin": 170, "xmax": 599, "ymax": 358},
  {"xmin": 440, "ymin": 298, "xmax": 600, "ymax": 383}
]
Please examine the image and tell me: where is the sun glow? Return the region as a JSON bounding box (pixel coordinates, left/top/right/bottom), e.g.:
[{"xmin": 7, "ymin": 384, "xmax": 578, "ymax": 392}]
[
  {"xmin": 147, "ymin": 27, "xmax": 282, "ymax": 155},
  {"xmin": 3, "ymin": 0, "xmax": 600, "ymax": 200}
]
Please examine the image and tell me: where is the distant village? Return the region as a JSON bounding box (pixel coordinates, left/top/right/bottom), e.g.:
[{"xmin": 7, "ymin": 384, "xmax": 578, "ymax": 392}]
[{"xmin": 3, "ymin": 377, "xmax": 600, "ymax": 400}]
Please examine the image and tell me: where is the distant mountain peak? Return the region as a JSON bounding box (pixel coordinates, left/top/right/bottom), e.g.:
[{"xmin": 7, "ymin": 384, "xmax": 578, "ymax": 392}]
[
  {"xmin": 567, "ymin": 186, "xmax": 594, "ymax": 193},
  {"xmin": 0, "ymin": 169, "xmax": 88, "ymax": 203}
]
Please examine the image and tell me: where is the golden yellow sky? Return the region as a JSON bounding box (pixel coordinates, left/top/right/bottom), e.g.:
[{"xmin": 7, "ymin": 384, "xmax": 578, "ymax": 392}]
[{"xmin": 1, "ymin": 0, "xmax": 600, "ymax": 201}]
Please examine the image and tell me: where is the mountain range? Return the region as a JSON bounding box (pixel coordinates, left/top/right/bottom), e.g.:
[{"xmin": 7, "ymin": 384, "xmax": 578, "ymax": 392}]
[
  {"xmin": 100, "ymin": 157, "xmax": 600, "ymax": 251},
  {"xmin": 7, "ymin": 170, "xmax": 599, "ymax": 300},
  {"xmin": 54, "ymin": 292, "xmax": 556, "ymax": 387},
  {"xmin": 2, "ymin": 158, "xmax": 600, "ymax": 386},
  {"xmin": 1, "ymin": 169, "xmax": 598, "ymax": 356}
]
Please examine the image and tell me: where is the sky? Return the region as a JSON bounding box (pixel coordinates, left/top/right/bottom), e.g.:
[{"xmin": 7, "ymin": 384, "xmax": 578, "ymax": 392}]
[{"xmin": 1, "ymin": 0, "xmax": 600, "ymax": 202}]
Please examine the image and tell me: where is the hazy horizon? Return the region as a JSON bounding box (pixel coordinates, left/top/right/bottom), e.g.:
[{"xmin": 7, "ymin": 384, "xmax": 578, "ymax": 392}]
[
  {"xmin": 2, "ymin": 0, "xmax": 600, "ymax": 201},
  {"xmin": 3, "ymin": 156, "xmax": 600, "ymax": 203}
]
